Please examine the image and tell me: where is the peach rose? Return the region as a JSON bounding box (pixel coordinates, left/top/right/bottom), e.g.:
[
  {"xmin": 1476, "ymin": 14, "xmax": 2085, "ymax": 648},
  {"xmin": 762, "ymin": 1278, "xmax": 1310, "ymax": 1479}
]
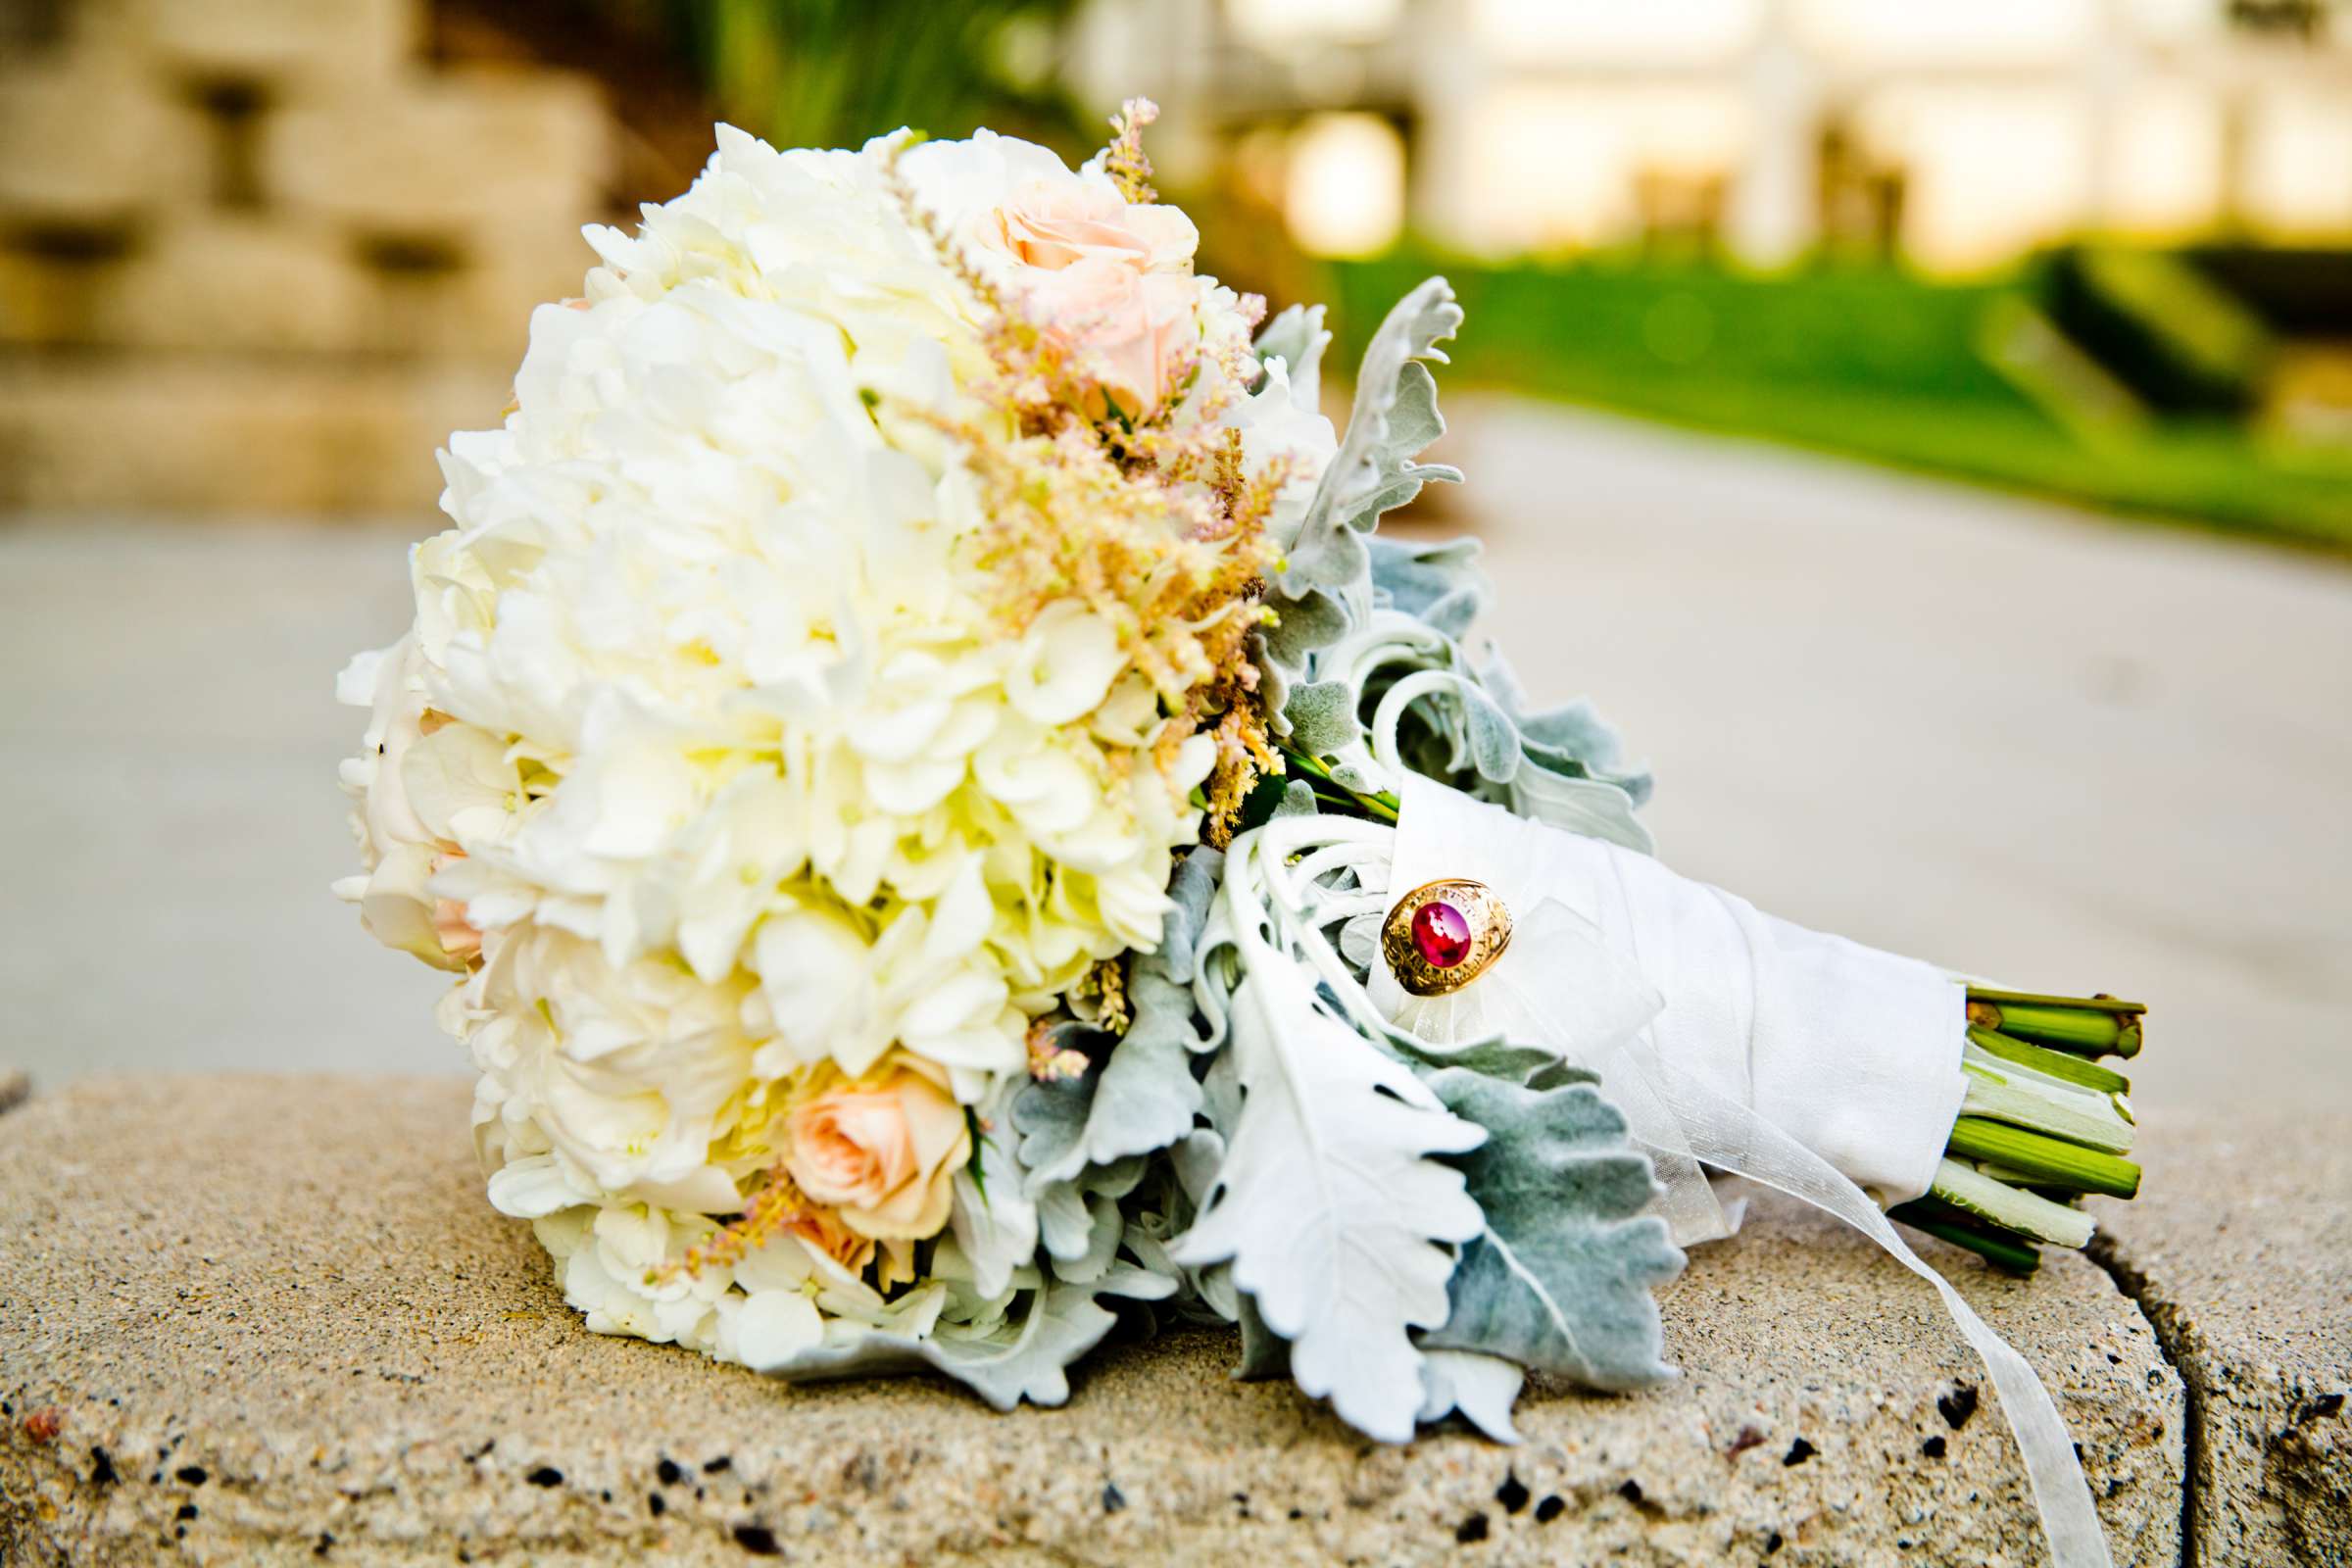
[
  {"xmin": 783, "ymin": 1203, "xmax": 875, "ymax": 1276},
  {"xmin": 981, "ymin": 177, "xmax": 1201, "ymax": 417},
  {"xmin": 781, "ymin": 1062, "xmax": 971, "ymax": 1242},
  {"xmin": 431, "ymin": 892, "xmax": 484, "ymax": 965}
]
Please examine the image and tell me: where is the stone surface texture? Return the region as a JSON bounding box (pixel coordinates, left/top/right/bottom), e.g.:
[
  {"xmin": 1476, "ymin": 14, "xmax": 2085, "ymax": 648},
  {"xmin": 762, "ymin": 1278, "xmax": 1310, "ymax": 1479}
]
[
  {"xmin": 2091, "ymin": 1113, "xmax": 2351, "ymax": 1567},
  {"xmin": 2, "ymin": 1077, "xmax": 2180, "ymax": 1567}
]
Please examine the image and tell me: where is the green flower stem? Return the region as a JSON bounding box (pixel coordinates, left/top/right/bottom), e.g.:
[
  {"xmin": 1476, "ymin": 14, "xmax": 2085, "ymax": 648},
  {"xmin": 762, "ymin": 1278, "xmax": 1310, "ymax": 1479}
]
[
  {"xmin": 1279, "ymin": 746, "xmax": 1400, "ymax": 824},
  {"xmin": 1965, "ymin": 987, "xmax": 2145, "ymax": 1016},
  {"xmin": 1966, "ymin": 997, "xmax": 2142, "ymax": 1058},
  {"xmin": 1888, "ymin": 1197, "xmax": 2043, "ymax": 1276},
  {"xmin": 1946, "ymin": 1116, "xmax": 2142, "ymax": 1198},
  {"xmin": 1968, "ymin": 1024, "xmax": 2132, "ymax": 1095},
  {"xmin": 1305, "ymin": 784, "xmax": 1363, "ymax": 814},
  {"xmin": 1926, "ymin": 1157, "xmax": 2097, "ymax": 1249},
  {"xmin": 1935, "ymin": 989, "xmax": 2147, "ymax": 1254},
  {"xmin": 1972, "ymin": 1163, "xmax": 2058, "ymax": 1189},
  {"xmin": 1960, "ymin": 1051, "xmax": 2135, "ymax": 1153}
]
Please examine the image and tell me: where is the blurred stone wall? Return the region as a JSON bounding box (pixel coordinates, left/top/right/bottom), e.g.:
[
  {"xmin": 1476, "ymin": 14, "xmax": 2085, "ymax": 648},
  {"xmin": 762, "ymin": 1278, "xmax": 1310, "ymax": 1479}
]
[{"xmin": 0, "ymin": 0, "xmax": 612, "ymax": 514}]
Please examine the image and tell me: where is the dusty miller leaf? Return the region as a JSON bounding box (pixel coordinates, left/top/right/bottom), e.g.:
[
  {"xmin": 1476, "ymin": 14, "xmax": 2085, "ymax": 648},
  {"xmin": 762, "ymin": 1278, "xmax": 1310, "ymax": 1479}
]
[
  {"xmin": 1257, "ymin": 278, "xmax": 1464, "ymax": 726},
  {"xmin": 1419, "ymin": 1069, "xmax": 1684, "ymax": 1391},
  {"xmin": 1037, "ymin": 1156, "xmax": 1146, "ymax": 1266},
  {"xmin": 1275, "ymin": 277, "xmax": 1463, "ymax": 607},
  {"xmin": 1168, "ymin": 834, "xmax": 1487, "ymax": 1443},
  {"xmin": 1303, "ymin": 610, "xmax": 1654, "ymax": 855},
  {"xmin": 1478, "ymin": 647, "xmax": 1653, "ymax": 808},
  {"xmin": 1416, "ymin": 1349, "xmax": 1526, "ymax": 1444},
  {"xmin": 912, "ymin": 1266, "xmax": 1172, "ymax": 1410},
  {"xmin": 1497, "ymin": 766, "xmax": 1655, "ymax": 852},
  {"xmin": 757, "ymin": 1263, "xmax": 1174, "ymax": 1412},
  {"xmin": 1050, "ymin": 1192, "xmax": 1124, "ymax": 1285},
  {"xmin": 1234, "ymin": 1292, "xmax": 1290, "ymax": 1381},
  {"xmin": 1010, "ymin": 850, "xmax": 1224, "ymax": 1190},
  {"xmin": 1369, "ymin": 534, "xmax": 1490, "ymax": 642},
  {"xmin": 1249, "ymin": 279, "xmax": 1656, "ymax": 859},
  {"xmin": 1282, "ymin": 679, "xmax": 1361, "ymax": 755},
  {"xmin": 949, "ymin": 1076, "xmax": 1040, "ymax": 1300},
  {"xmin": 1377, "ymin": 1020, "xmax": 1561, "ymax": 1085},
  {"xmin": 1253, "ymin": 302, "xmax": 1330, "ymax": 403}
]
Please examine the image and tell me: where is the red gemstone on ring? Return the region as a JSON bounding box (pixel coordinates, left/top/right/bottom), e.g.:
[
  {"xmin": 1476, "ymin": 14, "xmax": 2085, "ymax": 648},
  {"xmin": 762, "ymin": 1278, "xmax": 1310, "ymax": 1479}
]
[{"xmin": 1410, "ymin": 901, "xmax": 1473, "ymax": 969}]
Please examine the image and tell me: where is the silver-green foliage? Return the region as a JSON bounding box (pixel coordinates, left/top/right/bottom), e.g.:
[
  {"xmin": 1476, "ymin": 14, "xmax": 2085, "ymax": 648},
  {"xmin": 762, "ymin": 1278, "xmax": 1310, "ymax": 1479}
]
[
  {"xmin": 892, "ymin": 281, "xmax": 1677, "ymax": 1437},
  {"xmin": 1253, "ymin": 279, "xmax": 1652, "ymax": 852},
  {"xmin": 1167, "ymin": 823, "xmax": 1488, "ymax": 1443},
  {"xmin": 1010, "ymin": 848, "xmax": 1225, "ymax": 1189},
  {"xmin": 773, "ymin": 1261, "xmax": 1175, "ymax": 1412},
  {"xmin": 1169, "ymin": 811, "xmax": 1682, "ymax": 1438},
  {"xmin": 1419, "ymin": 1070, "xmax": 1683, "ymax": 1390}
]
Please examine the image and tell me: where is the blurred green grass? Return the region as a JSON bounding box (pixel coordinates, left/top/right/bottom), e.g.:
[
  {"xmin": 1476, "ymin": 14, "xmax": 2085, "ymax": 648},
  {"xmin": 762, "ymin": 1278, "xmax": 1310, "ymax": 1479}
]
[
  {"xmin": 566, "ymin": 0, "xmax": 1094, "ymax": 162},
  {"xmin": 1325, "ymin": 253, "xmax": 2352, "ymax": 553}
]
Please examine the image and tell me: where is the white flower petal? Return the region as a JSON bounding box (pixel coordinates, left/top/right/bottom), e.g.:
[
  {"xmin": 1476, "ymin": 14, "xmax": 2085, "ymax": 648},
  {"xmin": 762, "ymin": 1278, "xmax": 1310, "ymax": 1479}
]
[
  {"xmin": 920, "ymin": 857, "xmax": 993, "ymax": 966},
  {"xmin": 732, "ymin": 1289, "xmax": 825, "ymax": 1371},
  {"xmin": 896, "ymin": 969, "xmax": 1008, "ymax": 1039},
  {"xmin": 862, "ymin": 756, "xmax": 965, "ymax": 816},
  {"xmin": 1005, "ymin": 602, "xmax": 1124, "ymax": 726},
  {"xmin": 486, "ymin": 1153, "xmax": 586, "ymax": 1219}
]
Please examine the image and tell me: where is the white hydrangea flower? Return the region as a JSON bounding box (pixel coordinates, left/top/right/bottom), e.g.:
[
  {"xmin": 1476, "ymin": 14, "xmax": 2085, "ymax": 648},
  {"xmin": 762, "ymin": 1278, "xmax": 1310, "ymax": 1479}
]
[
  {"xmin": 531, "ymin": 1198, "xmax": 956, "ymax": 1371},
  {"xmin": 339, "ymin": 119, "xmax": 1332, "ymax": 1367}
]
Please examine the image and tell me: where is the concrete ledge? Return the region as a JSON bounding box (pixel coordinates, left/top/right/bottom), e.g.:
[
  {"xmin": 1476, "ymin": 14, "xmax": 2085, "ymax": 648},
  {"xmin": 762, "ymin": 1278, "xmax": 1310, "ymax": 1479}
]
[
  {"xmin": 2091, "ymin": 1114, "xmax": 2351, "ymax": 1567},
  {"xmin": 2, "ymin": 1078, "xmax": 2181, "ymax": 1566}
]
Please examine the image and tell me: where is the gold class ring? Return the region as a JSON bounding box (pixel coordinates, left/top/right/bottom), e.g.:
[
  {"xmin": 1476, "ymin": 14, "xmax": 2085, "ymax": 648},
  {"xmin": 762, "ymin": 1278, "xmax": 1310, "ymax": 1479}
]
[{"xmin": 1382, "ymin": 879, "xmax": 1513, "ymax": 998}]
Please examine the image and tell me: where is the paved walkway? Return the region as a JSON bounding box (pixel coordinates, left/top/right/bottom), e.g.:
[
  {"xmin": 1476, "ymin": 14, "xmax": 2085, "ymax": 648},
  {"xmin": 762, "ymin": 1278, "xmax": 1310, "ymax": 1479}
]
[
  {"xmin": 0, "ymin": 518, "xmax": 457, "ymax": 1081},
  {"xmin": 4, "ymin": 400, "xmax": 2348, "ymax": 1105}
]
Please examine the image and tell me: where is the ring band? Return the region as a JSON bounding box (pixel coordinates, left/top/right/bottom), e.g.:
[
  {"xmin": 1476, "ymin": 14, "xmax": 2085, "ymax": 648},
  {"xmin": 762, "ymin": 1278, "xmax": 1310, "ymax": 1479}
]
[{"xmin": 1382, "ymin": 878, "xmax": 1513, "ymax": 998}]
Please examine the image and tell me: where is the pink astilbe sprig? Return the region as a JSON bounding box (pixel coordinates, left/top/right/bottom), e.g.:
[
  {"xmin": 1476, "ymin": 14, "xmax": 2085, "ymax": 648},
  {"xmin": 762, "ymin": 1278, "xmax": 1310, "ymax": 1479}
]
[
  {"xmin": 654, "ymin": 1166, "xmax": 811, "ymax": 1285},
  {"xmin": 879, "ymin": 114, "xmax": 1296, "ymax": 844},
  {"xmin": 1102, "ymin": 98, "xmax": 1160, "ymax": 204}
]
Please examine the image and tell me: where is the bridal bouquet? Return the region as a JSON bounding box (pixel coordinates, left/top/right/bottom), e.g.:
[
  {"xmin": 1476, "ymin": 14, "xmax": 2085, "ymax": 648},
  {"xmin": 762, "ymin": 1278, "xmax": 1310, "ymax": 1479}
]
[{"xmin": 338, "ymin": 106, "xmax": 2143, "ymax": 1567}]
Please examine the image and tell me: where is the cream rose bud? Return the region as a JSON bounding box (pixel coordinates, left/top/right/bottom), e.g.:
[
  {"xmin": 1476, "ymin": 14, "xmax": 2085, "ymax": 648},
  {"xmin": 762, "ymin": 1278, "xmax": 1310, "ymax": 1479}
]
[
  {"xmin": 342, "ymin": 842, "xmax": 471, "ymax": 972},
  {"xmin": 981, "ymin": 176, "xmax": 1202, "ymax": 417},
  {"xmin": 783, "ymin": 1063, "xmax": 971, "ymax": 1241},
  {"xmin": 992, "ymin": 177, "xmax": 1197, "ymax": 273}
]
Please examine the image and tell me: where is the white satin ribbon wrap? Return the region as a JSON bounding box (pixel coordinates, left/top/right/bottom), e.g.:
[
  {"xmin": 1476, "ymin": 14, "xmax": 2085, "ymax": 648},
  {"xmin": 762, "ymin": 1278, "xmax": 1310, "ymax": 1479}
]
[
  {"xmin": 1365, "ymin": 776, "xmax": 2114, "ymax": 1568},
  {"xmin": 1369, "ymin": 776, "xmax": 1968, "ymax": 1216},
  {"xmin": 1382, "ymin": 897, "xmax": 1739, "ymax": 1246}
]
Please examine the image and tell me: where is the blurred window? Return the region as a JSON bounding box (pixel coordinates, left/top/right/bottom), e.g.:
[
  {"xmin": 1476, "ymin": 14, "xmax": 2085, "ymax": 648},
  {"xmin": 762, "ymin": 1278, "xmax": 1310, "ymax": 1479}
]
[
  {"xmin": 1227, "ymin": 0, "xmax": 1401, "ymax": 49},
  {"xmin": 1794, "ymin": 0, "xmax": 2098, "ymax": 65},
  {"xmin": 1857, "ymin": 87, "xmax": 2093, "ymax": 271},
  {"xmin": 1469, "ymin": 0, "xmax": 1763, "ymax": 64},
  {"xmin": 2243, "ymin": 91, "xmax": 2352, "ymax": 237},
  {"xmin": 2106, "ymin": 84, "xmax": 2227, "ymax": 238},
  {"xmin": 1286, "ymin": 113, "xmax": 1407, "ymax": 258},
  {"xmin": 1458, "ymin": 87, "xmax": 1745, "ymax": 253}
]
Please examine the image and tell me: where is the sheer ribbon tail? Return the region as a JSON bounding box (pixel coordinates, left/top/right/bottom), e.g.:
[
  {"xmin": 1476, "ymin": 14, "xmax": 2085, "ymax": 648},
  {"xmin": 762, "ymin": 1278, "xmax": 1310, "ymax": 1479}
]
[
  {"xmin": 1656, "ymin": 1068, "xmax": 2116, "ymax": 1568},
  {"xmin": 1393, "ymin": 899, "xmax": 1731, "ymax": 1245}
]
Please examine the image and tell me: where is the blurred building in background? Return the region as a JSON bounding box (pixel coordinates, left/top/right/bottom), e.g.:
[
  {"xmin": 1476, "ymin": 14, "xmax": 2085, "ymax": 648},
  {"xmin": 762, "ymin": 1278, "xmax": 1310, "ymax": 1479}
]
[
  {"xmin": 3, "ymin": 0, "xmax": 2348, "ymax": 526},
  {"xmin": 0, "ymin": 0, "xmax": 615, "ymax": 512},
  {"xmin": 1075, "ymin": 0, "xmax": 2352, "ymax": 270}
]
